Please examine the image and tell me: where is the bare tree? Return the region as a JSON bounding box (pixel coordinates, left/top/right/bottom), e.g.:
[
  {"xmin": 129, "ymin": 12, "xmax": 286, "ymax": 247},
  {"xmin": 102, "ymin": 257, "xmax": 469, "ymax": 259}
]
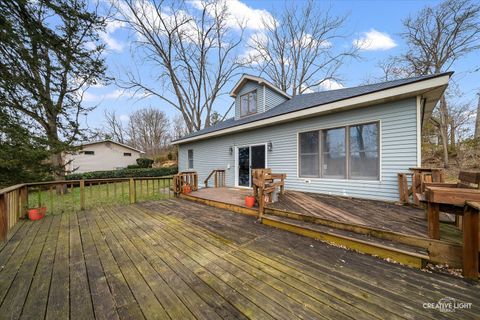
[
  {"xmin": 171, "ymin": 114, "xmax": 189, "ymax": 141},
  {"xmin": 104, "ymin": 110, "xmax": 126, "ymax": 143},
  {"xmin": 390, "ymin": 0, "xmax": 480, "ymax": 167},
  {"xmin": 447, "ymin": 102, "xmax": 476, "ymax": 147},
  {"xmin": 114, "ymin": 0, "xmax": 244, "ymax": 133},
  {"xmin": 127, "ymin": 108, "xmax": 170, "ymax": 157},
  {"xmin": 244, "ymin": 0, "xmax": 357, "ymax": 96}
]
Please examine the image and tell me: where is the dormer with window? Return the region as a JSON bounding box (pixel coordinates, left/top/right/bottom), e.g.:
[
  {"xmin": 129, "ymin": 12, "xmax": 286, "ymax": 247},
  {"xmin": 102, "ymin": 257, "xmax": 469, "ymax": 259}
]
[{"xmin": 230, "ymin": 74, "xmax": 290, "ymax": 120}]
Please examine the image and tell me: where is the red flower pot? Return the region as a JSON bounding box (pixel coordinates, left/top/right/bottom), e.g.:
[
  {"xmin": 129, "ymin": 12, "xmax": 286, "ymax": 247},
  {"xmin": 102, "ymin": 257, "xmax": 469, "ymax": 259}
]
[
  {"xmin": 245, "ymin": 196, "xmax": 255, "ymax": 208},
  {"xmin": 28, "ymin": 207, "xmax": 46, "ymax": 221},
  {"xmin": 182, "ymin": 185, "xmax": 192, "ymax": 194}
]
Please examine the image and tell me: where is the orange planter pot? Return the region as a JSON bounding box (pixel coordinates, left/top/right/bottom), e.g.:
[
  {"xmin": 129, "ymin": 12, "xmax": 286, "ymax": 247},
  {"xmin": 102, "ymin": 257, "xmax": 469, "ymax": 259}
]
[
  {"xmin": 28, "ymin": 207, "xmax": 46, "ymax": 221},
  {"xmin": 245, "ymin": 196, "xmax": 255, "ymax": 208},
  {"xmin": 182, "ymin": 185, "xmax": 192, "ymax": 194}
]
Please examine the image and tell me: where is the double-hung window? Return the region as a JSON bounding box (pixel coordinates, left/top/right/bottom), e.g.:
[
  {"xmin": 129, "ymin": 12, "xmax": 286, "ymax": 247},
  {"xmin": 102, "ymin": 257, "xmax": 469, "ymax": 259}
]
[
  {"xmin": 187, "ymin": 149, "xmax": 194, "ymax": 169},
  {"xmin": 240, "ymin": 91, "xmax": 257, "ymax": 117},
  {"xmin": 298, "ymin": 122, "xmax": 379, "ymax": 180}
]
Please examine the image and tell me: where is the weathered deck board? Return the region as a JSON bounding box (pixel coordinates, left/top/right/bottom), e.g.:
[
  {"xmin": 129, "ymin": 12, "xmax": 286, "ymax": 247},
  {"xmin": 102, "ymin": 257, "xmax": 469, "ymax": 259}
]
[
  {"xmin": 0, "ymin": 199, "xmax": 478, "ymax": 320},
  {"xmin": 271, "ymin": 190, "xmax": 463, "ymax": 242}
]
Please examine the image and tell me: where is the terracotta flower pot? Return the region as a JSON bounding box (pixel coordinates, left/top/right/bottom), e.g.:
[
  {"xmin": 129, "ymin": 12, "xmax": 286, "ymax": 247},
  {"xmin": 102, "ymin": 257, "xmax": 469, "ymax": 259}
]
[
  {"xmin": 28, "ymin": 207, "xmax": 46, "ymax": 221},
  {"xmin": 245, "ymin": 196, "xmax": 255, "ymax": 208},
  {"xmin": 182, "ymin": 185, "xmax": 192, "ymax": 194}
]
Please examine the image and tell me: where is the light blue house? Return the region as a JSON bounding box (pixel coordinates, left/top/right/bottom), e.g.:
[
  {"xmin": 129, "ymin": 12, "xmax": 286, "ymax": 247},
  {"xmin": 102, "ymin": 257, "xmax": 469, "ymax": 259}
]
[{"xmin": 173, "ymin": 73, "xmax": 451, "ymax": 201}]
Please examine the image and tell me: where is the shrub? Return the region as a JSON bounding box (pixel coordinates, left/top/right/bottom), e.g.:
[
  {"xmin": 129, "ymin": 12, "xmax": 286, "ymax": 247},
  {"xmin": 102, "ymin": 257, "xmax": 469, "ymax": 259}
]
[
  {"xmin": 136, "ymin": 158, "xmax": 154, "ymax": 168},
  {"xmin": 126, "ymin": 164, "xmax": 141, "ymax": 169},
  {"xmin": 66, "ymin": 166, "xmax": 178, "ymax": 180}
]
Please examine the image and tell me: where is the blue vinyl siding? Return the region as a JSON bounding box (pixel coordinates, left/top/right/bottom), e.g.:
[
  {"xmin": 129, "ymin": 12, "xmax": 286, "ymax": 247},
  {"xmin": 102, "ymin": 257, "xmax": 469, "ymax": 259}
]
[{"xmin": 179, "ymin": 97, "xmax": 418, "ymax": 201}]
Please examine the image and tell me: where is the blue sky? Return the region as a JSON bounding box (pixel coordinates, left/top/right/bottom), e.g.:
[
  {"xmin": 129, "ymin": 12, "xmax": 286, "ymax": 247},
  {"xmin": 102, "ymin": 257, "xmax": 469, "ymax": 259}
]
[{"xmin": 82, "ymin": 0, "xmax": 480, "ymax": 131}]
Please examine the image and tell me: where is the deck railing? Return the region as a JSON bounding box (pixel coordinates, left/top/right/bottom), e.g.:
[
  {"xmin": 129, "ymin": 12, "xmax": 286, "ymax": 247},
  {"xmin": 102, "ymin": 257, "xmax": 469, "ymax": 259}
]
[
  {"xmin": 204, "ymin": 169, "xmax": 226, "ymax": 188},
  {"xmin": 0, "ymin": 176, "xmax": 174, "ymax": 242},
  {"xmin": 173, "ymin": 171, "xmax": 198, "ymax": 195}
]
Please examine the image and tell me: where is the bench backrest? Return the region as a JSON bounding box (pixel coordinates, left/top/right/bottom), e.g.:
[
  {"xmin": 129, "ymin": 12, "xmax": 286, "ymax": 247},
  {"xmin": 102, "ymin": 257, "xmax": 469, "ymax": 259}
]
[{"xmin": 458, "ymin": 171, "xmax": 480, "ymax": 189}]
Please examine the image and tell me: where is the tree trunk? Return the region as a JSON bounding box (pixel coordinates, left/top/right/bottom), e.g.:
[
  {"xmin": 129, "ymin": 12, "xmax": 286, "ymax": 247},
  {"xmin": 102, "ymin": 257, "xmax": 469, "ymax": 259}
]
[
  {"xmin": 475, "ymin": 93, "xmax": 480, "ymax": 139},
  {"xmin": 449, "ymin": 121, "xmax": 456, "ymax": 150}
]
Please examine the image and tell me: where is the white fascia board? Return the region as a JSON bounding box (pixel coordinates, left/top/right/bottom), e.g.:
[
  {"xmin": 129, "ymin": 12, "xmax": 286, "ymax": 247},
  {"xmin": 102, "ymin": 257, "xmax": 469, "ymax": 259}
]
[{"xmin": 174, "ymin": 75, "xmax": 450, "ymax": 145}]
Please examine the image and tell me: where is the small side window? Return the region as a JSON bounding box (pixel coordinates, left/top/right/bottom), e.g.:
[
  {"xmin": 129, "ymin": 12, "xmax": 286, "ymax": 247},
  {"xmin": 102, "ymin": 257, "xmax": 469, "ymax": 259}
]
[
  {"xmin": 124, "ymin": 152, "xmax": 132, "ymax": 156},
  {"xmin": 187, "ymin": 149, "xmax": 194, "ymax": 169},
  {"xmin": 83, "ymin": 151, "xmax": 95, "ymax": 155}
]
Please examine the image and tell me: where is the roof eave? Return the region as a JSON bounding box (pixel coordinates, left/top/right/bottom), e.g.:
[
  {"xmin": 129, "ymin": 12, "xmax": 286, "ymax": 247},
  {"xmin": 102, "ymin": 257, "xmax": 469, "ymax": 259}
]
[{"xmin": 229, "ymin": 75, "xmax": 291, "ymax": 99}]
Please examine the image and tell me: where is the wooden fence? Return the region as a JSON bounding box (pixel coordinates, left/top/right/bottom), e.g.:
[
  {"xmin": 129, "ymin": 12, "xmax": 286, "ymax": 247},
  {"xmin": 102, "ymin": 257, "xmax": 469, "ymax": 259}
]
[{"xmin": 0, "ymin": 176, "xmax": 174, "ymax": 243}]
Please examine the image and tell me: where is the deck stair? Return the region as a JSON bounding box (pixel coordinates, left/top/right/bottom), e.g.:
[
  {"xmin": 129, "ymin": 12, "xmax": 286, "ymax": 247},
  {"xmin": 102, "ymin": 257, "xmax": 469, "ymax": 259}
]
[
  {"xmin": 262, "ymin": 214, "xmax": 429, "ymax": 268},
  {"xmin": 180, "ymin": 189, "xmax": 464, "ymax": 270}
]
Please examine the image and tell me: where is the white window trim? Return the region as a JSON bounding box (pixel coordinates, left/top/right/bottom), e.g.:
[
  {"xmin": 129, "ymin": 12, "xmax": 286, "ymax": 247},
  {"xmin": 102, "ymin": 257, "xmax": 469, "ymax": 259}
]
[
  {"xmin": 239, "ymin": 90, "xmax": 258, "ymax": 118},
  {"xmin": 234, "ymin": 143, "xmax": 268, "ymax": 188},
  {"xmin": 187, "ymin": 149, "xmax": 194, "ymax": 170},
  {"xmin": 296, "ymin": 119, "xmax": 382, "ymax": 182}
]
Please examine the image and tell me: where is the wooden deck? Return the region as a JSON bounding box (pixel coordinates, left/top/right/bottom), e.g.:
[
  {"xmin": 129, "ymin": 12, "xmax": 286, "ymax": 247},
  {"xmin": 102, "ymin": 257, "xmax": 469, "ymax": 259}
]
[
  {"xmin": 189, "ymin": 187, "xmax": 461, "ymax": 243},
  {"xmin": 0, "ymin": 199, "xmax": 478, "ymax": 319}
]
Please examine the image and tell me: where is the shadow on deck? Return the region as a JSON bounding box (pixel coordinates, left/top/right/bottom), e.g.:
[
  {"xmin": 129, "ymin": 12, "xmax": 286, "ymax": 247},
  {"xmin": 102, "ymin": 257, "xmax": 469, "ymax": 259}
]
[{"xmin": 0, "ymin": 199, "xmax": 479, "ymax": 319}]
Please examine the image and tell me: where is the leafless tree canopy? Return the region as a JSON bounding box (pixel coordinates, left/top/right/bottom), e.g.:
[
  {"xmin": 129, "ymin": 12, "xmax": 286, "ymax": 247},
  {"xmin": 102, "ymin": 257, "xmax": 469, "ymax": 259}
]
[
  {"xmin": 381, "ymin": 0, "xmax": 480, "ymax": 167},
  {"xmin": 244, "ymin": 0, "xmax": 357, "ymax": 96},
  {"xmin": 102, "ymin": 108, "xmax": 171, "ymax": 157},
  {"xmin": 104, "ymin": 110, "xmax": 126, "ymax": 144},
  {"xmin": 114, "ymin": 0, "xmax": 245, "ymax": 133}
]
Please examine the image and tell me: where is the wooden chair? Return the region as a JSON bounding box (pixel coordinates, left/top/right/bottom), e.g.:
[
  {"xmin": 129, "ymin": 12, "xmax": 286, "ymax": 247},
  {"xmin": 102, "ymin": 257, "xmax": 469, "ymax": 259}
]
[{"xmin": 252, "ymin": 169, "xmax": 286, "ymax": 220}]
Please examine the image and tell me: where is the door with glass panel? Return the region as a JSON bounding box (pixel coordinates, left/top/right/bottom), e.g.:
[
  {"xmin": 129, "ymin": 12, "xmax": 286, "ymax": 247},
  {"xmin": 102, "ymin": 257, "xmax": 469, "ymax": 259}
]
[{"xmin": 237, "ymin": 145, "xmax": 266, "ymax": 187}]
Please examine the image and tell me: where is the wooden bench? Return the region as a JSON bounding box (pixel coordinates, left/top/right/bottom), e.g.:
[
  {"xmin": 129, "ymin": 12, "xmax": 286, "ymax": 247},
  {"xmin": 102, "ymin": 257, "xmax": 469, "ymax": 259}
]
[{"xmin": 252, "ymin": 168, "xmax": 286, "ymax": 220}]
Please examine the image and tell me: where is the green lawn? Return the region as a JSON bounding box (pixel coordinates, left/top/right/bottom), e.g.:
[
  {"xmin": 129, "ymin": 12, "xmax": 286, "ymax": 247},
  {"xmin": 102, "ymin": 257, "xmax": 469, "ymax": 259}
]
[{"xmin": 27, "ymin": 179, "xmax": 173, "ymax": 216}]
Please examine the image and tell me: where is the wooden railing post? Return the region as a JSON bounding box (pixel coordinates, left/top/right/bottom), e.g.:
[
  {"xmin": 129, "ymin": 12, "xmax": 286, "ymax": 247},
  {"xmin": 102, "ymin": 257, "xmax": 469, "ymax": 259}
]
[
  {"xmin": 80, "ymin": 180, "xmax": 85, "ymax": 210},
  {"xmin": 19, "ymin": 186, "xmax": 28, "ymax": 218},
  {"xmin": 463, "ymin": 201, "xmax": 479, "ymax": 280},
  {"xmin": 0, "ymin": 194, "xmax": 7, "ymax": 243},
  {"xmin": 129, "ymin": 178, "xmax": 136, "ymax": 204}
]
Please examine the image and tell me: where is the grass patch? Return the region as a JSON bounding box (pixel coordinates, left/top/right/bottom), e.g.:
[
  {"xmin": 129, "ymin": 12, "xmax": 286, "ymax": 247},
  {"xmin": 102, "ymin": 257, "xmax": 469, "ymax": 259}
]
[{"xmin": 27, "ymin": 178, "xmax": 173, "ymax": 216}]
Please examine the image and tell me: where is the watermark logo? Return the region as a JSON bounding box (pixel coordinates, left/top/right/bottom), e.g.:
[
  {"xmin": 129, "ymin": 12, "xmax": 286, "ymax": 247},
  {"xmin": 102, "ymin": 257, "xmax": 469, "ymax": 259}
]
[{"xmin": 423, "ymin": 297, "xmax": 472, "ymax": 313}]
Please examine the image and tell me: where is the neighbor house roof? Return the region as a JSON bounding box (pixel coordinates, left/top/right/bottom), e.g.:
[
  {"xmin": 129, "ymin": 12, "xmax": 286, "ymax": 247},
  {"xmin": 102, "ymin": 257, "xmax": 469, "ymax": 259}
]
[
  {"xmin": 79, "ymin": 140, "xmax": 145, "ymax": 153},
  {"xmin": 173, "ymin": 72, "xmax": 452, "ymax": 145}
]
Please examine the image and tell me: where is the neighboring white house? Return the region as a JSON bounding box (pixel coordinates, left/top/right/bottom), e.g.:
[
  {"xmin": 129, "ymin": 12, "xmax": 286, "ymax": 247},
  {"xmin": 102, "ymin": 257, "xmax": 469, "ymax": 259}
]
[{"xmin": 65, "ymin": 140, "xmax": 144, "ymax": 173}]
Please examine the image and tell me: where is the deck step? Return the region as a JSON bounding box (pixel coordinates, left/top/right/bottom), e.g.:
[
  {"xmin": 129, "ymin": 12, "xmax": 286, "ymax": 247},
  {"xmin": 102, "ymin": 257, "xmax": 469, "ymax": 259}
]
[{"xmin": 262, "ymin": 214, "xmax": 430, "ymax": 269}]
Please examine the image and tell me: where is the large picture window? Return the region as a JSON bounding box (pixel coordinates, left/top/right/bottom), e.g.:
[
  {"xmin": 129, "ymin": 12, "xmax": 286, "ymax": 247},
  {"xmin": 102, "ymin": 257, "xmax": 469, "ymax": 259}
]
[
  {"xmin": 298, "ymin": 122, "xmax": 380, "ymax": 180},
  {"xmin": 299, "ymin": 131, "xmax": 319, "ymax": 177},
  {"xmin": 240, "ymin": 91, "xmax": 257, "ymax": 117}
]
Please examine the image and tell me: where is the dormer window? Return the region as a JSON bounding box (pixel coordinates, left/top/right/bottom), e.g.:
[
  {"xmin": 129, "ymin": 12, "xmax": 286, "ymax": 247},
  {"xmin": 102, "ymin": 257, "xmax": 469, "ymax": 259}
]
[{"xmin": 240, "ymin": 90, "xmax": 257, "ymax": 117}]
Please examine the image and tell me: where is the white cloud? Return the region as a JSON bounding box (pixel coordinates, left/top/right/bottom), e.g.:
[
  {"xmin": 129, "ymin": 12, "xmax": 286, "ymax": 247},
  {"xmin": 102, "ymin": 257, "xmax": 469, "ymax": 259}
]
[
  {"xmin": 189, "ymin": 0, "xmax": 274, "ymax": 31},
  {"xmin": 83, "ymin": 89, "xmax": 136, "ymax": 103},
  {"xmin": 100, "ymin": 20, "xmax": 126, "ymax": 52},
  {"xmin": 319, "ymin": 79, "xmax": 344, "ymax": 91},
  {"xmin": 353, "ymin": 29, "xmax": 397, "ymax": 51}
]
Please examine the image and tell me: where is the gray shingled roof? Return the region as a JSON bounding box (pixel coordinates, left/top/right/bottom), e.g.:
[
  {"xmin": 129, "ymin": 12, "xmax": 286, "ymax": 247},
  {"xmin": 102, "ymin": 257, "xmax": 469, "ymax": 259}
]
[{"xmin": 175, "ymin": 72, "xmax": 452, "ymax": 142}]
